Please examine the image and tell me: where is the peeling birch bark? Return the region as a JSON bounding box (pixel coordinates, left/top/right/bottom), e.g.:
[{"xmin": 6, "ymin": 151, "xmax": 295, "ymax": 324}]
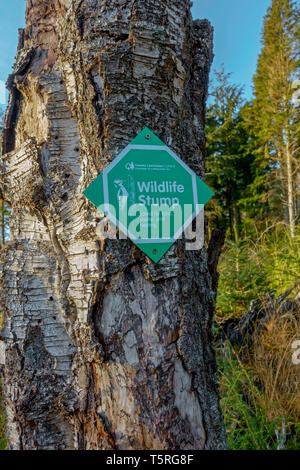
[{"xmin": 0, "ymin": 0, "xmax": 226, "ymax": 450}]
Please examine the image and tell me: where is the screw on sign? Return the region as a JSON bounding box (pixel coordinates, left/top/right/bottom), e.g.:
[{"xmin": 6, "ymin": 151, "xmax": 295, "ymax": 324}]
[{"xmin": 83, "ymin": 127, "xmax": 214, "ymax": 263}]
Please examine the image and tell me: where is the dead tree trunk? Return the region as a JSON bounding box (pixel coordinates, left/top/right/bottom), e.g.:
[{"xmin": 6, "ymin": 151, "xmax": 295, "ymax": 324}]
[
  {"xmin": 0, "ymin": 0, "xmax": 226, "ymax": 450},
  {"xmin": 0, "ymin": 199, "xmax": 4, "ymax": 247}
]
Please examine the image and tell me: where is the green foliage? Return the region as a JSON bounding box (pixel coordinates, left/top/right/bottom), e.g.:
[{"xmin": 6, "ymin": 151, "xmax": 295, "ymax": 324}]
[
  {"xmin": 207, "ymin": 1, "xmax": 300, "ymax": 239},
  {"xmin": 216, "ymin": 225, "xmax": 300, "ymax": 318},
  {"xmin": 261, "ymin": 225, "xmax": 300, "ymax": 293},
  {"xmin": 0, "ymin": 380, "xmax": 6, "ymax": 451},
  {"xmin": 218, "ymin": 345, "xmax": 278, "ymax": 450},
  {"xmin": 206, "ymin": 69, "xmax": 256, "ymax": 241},
  {"xmin": 253, "ymin": 0, "xmax": 299, "ymax": 141},
  {"xmin": 251, "ymin": 0, "xmax": 300, "ymax": 228},
  {"xmin": 216, "ymin": 223, "xmax": 300, "ymax": 449},
  {"xmin": 217, "ymin": 343, "xmax": 299, "ymax": 450},
  {"xmin": 216, "ymin": 239, "xmax": 268, "ymax": 318}
]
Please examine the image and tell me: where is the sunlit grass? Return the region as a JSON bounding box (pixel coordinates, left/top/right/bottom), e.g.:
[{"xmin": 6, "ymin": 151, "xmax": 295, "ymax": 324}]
[{"xmin": 217, "ymin": 298, "xmax": 300, "ymax": 450}]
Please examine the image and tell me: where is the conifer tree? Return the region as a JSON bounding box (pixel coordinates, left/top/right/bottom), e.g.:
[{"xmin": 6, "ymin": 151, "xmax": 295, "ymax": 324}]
[
  {"xmin": 252, "ymin": 0, "xmax": 300, "ymax": 237},
  {"xmin": 206, "ymin": 69, "xmax": 255, "ymax": 240}
]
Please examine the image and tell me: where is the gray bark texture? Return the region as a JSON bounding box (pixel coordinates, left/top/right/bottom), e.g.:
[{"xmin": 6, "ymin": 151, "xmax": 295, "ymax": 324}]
[{"xmin": 0, "ymin": 0, "xmax": 227, "ymax": 450}]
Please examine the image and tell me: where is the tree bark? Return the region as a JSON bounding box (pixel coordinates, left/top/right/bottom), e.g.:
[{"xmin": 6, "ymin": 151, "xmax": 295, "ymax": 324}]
[
  {"xmin": 285, "ymin": 130, "xmax": 295, "ymax": 238},
  {"xmin": 0, "ymin": 0, "xmax": 226, "ymax": 450},
  {"xmin": 0, "ymin": 199, "xmax": 4, "ymax": 247}
]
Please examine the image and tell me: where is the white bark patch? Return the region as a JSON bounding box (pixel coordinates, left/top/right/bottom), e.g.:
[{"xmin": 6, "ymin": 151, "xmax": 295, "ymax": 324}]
[
  {"xmin": 123, "ymin": 330, "xmax": 139, "ymax": 365},
  {"xmin": 174, "ymin": 359, "xmax": 205, "ymax": 449},
  {"xmin": 0, "ymin": 340, "xmax": 5, "ymax": 365},
  {"xmin": 100, "ymin": 291, "xmax": 123, "ymax": 335},
  {"xmin": 98, "ymin": 363, "xmax": 142, "ymax": 449},
  {"xmin": 0, "ymin": 139, "xmax": 43, "ymax": 206}
]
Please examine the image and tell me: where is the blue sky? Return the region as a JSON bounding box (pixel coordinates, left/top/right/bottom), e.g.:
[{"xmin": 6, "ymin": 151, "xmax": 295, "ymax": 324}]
[
  {"xmin": 192, "ymin": 0, "xmax": 271, "ymax": 98},
  {"xmin": 0, "ymin": 0, "xmax": 270, "ymax": 106},
  {"xmin": 0, "ymin": 1, "xmax": 26, "ymax": 105}
]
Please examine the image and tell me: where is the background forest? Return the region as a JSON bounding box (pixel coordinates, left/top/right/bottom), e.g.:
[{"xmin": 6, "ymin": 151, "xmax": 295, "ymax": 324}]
[
  {"xmin": 0, "ymin": 0, "xmax": 299, "ymax": 451},
  {"xmin": 206, "ymin": 0, "xmax": 300, "ymax": 450}
]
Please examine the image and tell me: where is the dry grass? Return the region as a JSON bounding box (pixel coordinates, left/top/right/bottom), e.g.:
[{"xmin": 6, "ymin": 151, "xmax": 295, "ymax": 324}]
[
  {"xmin": 217, "ymin": 292, "xmax": 300, "ymax": 449},
  {"xmin": 251, "ymin": 308, "xmax": 300, "ymax": 421}
]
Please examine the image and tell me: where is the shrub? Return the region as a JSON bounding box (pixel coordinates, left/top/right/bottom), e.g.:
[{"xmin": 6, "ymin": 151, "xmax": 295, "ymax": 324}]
[
  {"xmin": 216, "ymin": 239, "xmax": 268, "ymax": 318},
  {"xmin": 217, "ymin": 294, "xmax": 300, "ymax": 450},
  {"xmin": 217, "ymin": 340, "xmax": 299, "ymax": 450},
  {"xmin": 216, "ymin": 225, "xmax": 300, "ymax": 319}
]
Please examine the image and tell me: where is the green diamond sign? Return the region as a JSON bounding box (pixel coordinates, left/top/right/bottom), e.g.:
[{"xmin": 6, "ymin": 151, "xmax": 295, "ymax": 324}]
[{"xmin": 83, "ymin": 127, "xmax": 214, "ymax": 263}]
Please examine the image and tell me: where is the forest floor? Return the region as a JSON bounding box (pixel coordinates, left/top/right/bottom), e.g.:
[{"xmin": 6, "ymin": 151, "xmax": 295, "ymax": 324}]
[
  {"xmin": 216, "ymin": 306, "xmax": 300, "ymax": 450},
  {"xmin": 215, "ymin": 227, "xmax": 300, "ymax": 450}
]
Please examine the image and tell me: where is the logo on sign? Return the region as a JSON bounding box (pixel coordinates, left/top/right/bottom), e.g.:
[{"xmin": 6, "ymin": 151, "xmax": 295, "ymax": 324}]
[{"xmin": 125, "ymin": 162, "xmax": 135, "ymax": 170}]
